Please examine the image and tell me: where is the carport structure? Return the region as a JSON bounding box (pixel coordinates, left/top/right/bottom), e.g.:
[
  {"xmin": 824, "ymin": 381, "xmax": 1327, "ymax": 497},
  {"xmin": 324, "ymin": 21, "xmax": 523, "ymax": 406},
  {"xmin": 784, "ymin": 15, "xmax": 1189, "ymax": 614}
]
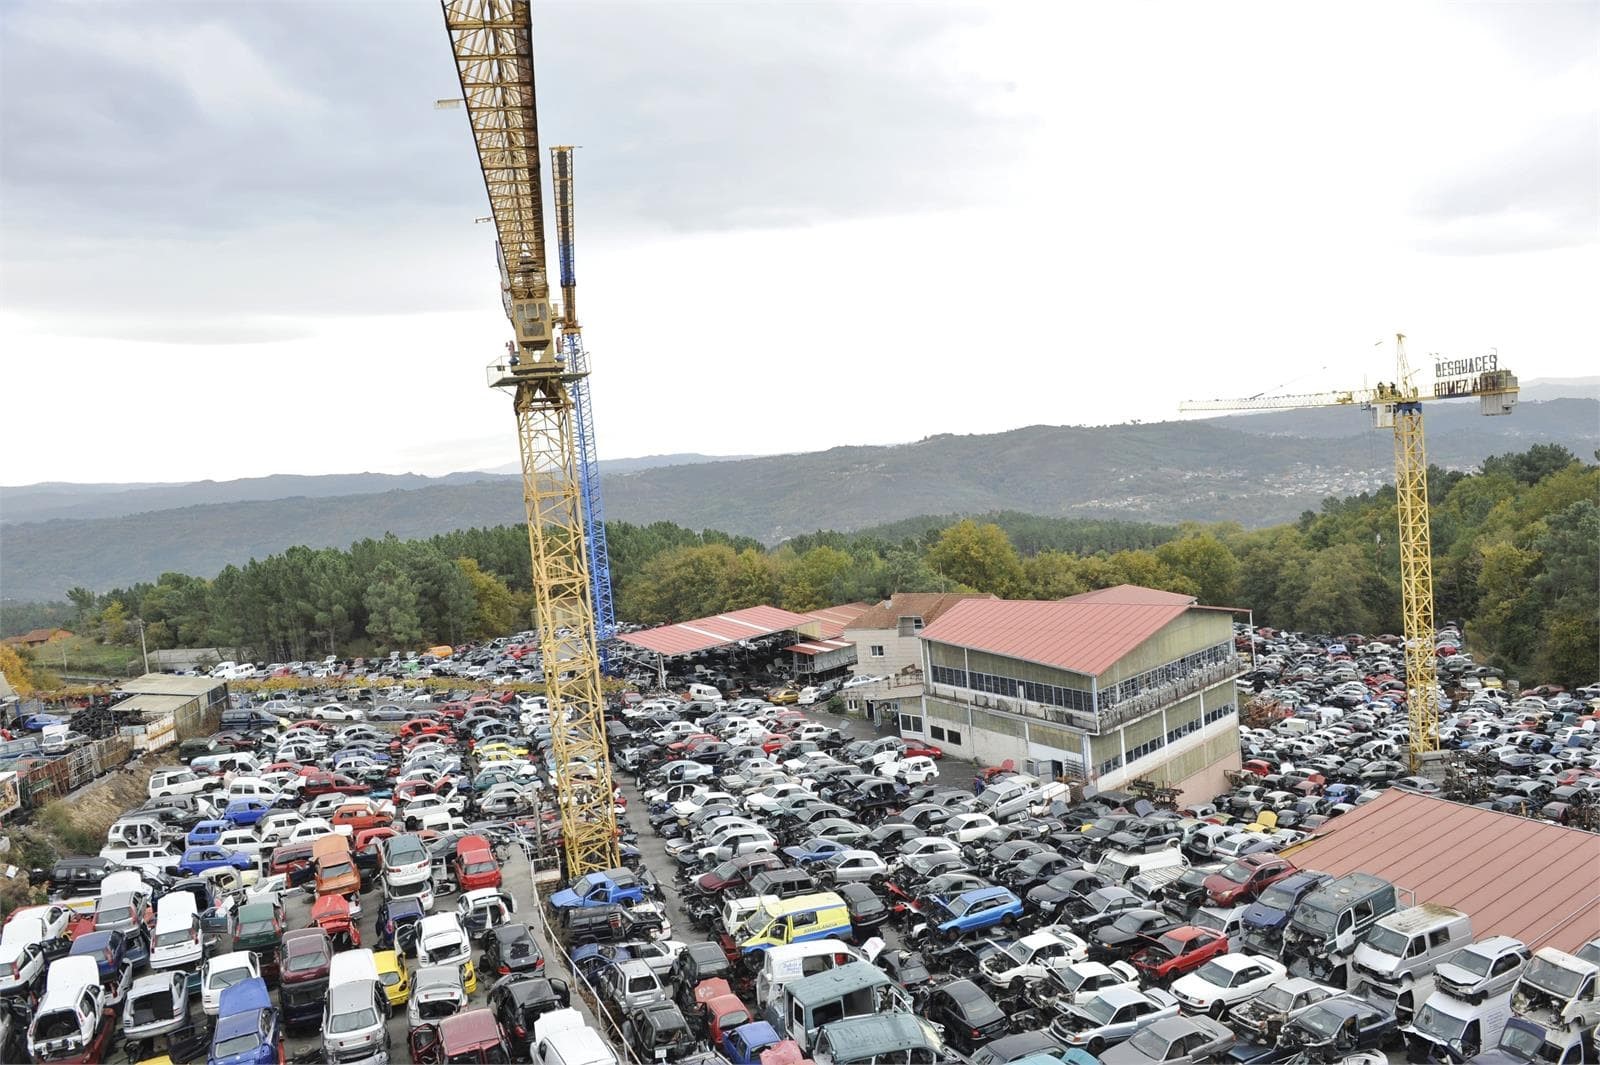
[{"xmin": 617, "ymin": 605, "xmax": 820, "ymax": 686}]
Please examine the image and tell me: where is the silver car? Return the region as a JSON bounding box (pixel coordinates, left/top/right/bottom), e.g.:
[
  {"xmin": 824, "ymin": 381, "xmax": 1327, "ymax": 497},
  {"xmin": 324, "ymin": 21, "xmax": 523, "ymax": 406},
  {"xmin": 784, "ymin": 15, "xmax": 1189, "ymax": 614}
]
[
  {"xmin": 122, "ymin": 972, "xmax": 191, "ymax": 1041},
  {"xmin": 820, "ymin": 849, "xmax": 889, "ymax": 885}
]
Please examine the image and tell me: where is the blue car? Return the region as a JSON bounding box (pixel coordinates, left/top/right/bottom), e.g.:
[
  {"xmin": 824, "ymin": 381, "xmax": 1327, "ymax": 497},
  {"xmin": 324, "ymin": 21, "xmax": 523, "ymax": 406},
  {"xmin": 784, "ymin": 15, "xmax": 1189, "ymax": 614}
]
[
  {"xmin": 188, "ymin": 819, "xmax": 230, "ymax": 847},
  {"xmin": 225, "ymin": 798, "xmax": 273, "ymax": 827},
  {"xmin": 781, "ymin": 838, "xmax": 852, "ymax": 865},
  {"xmin": 1240, "ymin": 870, "xmax": 1330, "ymax": 943},
  {"xmin": 209, "ymin": 977, "xmax": 281, "ymax": 1065},
  {"xmin": 179, "ymin": 846, "xmax": 253, "ymax": 875},
  {"xmin": 721, "ymin": 1021, "xmax": 782, "ymax": 1065},
  {"xmin": 70, "ymin": 929, "xmax": 133, "ymax": 985},
  {"xmin": 21, "ymin": 713, "xmax": 66, "ymax": 731},
  {"xmin": 931, "ymin": 886, "xmax": 1024, "ymax": 939}
]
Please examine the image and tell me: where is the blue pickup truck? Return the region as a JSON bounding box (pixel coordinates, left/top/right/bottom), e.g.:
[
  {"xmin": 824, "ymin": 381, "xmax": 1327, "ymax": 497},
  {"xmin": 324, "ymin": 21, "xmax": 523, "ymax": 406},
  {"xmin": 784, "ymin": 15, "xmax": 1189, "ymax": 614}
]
[{"xmin": 550, "ymin": 868, "xmax": 649, "ymax": 910}]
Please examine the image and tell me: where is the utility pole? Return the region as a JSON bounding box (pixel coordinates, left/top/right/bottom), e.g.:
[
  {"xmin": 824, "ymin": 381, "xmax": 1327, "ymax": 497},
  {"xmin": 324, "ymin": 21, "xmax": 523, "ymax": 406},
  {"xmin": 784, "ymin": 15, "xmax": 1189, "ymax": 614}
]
[{"xmin": 134, "ymin": 618, "xmax": 150, "ymax": 675}]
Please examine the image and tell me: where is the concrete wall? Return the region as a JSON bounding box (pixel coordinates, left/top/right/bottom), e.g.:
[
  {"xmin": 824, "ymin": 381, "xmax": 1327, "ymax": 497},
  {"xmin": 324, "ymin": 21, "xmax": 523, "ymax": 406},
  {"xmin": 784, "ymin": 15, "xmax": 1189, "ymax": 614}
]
[{"xmin": 849, "ymin": 626, "xmax": 923, "ymax": 680}]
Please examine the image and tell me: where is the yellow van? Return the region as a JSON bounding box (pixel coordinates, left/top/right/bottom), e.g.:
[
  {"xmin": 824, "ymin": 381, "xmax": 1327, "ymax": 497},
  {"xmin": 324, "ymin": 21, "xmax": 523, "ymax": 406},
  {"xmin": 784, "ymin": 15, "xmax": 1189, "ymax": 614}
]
[{"xmin": 740, "ymin": 892, "xmax": 853, "ymax": 953}]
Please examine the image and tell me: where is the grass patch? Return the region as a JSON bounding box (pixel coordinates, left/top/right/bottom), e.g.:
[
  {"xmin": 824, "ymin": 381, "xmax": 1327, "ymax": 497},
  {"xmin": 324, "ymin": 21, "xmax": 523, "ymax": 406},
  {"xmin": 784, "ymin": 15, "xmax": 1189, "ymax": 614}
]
[{"xmin": 51, "ymin": 635, "xmax": 143, "ymax": 678}]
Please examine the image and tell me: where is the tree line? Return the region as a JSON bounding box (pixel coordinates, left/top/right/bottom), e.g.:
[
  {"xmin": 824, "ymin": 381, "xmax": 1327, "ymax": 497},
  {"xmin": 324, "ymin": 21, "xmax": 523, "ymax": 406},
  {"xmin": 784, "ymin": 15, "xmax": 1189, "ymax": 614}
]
[{"xmin": 7, "ymin": 445, "xmax": 1595, "ymax": 687}]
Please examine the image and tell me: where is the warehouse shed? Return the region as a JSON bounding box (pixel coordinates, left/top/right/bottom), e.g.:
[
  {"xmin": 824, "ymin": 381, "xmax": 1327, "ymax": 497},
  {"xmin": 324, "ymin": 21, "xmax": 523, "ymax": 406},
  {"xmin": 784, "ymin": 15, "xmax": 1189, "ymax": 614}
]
[{"xmin": 1283, "ymin": 789, "xmax": 1600, "ymax": 952}]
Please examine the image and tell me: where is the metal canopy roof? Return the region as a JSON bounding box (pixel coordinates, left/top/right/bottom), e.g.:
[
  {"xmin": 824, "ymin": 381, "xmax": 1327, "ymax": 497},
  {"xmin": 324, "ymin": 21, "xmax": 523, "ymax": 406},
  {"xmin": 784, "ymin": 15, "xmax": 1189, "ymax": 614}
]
[
  {"xmin": 1282, "ymin": 790, "xmax": 1600, "ymax": 952},
  {"xmin": 918, "ymin": 586, "xmax": 1199, "ymax": 677},
  {"xmin": 783, "ymin": 638, "xmax": 854, "ymax": 657},
  {"xmin": 618, "ymin": 605, "xmax": 816, "ymax": 658}
]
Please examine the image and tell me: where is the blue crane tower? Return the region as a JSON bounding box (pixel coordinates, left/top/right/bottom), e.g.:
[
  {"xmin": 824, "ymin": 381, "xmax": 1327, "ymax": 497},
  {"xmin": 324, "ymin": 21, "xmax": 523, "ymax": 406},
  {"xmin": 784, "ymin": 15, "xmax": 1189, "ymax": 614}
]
[{"xmin": 549, "ymin": 146, "xmax": 617, "ymax": 649}]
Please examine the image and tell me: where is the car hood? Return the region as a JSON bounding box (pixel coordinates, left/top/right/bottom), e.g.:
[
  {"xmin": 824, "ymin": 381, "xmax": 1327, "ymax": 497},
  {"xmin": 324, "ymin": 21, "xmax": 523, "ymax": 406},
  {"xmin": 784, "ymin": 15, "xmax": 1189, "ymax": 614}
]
[{"xmin": 1240, "ymin": 901, "xmax": 1290, "ymax": 929}]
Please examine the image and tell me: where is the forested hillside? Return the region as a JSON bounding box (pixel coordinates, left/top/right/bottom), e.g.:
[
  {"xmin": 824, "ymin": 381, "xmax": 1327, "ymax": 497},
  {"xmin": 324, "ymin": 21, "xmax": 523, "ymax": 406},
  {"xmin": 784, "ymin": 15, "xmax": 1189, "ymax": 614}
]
[{"xmin": 7, "ymin": 446, "xmax": 1592, "ymax": 688}]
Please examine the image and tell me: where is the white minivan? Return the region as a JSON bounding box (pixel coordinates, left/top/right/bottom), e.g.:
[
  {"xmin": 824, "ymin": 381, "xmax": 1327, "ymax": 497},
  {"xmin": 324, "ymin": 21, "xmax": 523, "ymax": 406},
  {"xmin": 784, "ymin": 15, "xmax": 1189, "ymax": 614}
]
[{"xmin": 149, "ymin": 892, "xmax": 202, "ymax": 971}]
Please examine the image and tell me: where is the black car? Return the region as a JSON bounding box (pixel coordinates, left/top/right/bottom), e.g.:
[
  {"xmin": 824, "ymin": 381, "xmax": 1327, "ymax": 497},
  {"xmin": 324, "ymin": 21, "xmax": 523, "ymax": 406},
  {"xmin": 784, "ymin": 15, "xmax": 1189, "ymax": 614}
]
[
  {"xmin": 1277, "ymin": 997, "xmax": 1398, "ymax": 1059},
  {"xmin": 671, "ymin": 942, "xmax": 733, "ymax": 1016},
  {"xmin": 835, "ymin": 883, "xmax": 890, "ymax": 940},
  {"xmin": 1027, "ymin": 869, "xmax": 1111, "ymax": 918},
  {"xmin": 488, "ymin": 974, "xmax": 570, "ymax": 1054},
  {"xmin": 622, "ymin": 1002, "xmax": 697, "ymax": 1064},
  {"xmin": 924, "ymin": 978, "xmax": 1010, "ymax": 1053},
  {"xmin": 482, "ymin": 924, "xmax": 545, "ymax": 978},
  {"xmin": 1088, "ymin": 909, "xmax": 1181, "ymax": 963},
  {"xmin": 561, "ymin": 904, "xmax": 665, "ymax": 944},
  {"xmin": 969, "ymin": 1030, "xmax": 1068, "ymax": 1065},
  {"xmin": 876, "ymin": 949, "xmax": 934, "ymax": 990},
  {"xmin": 998, "ymin": 851, "xmax": 1075, "ymax": 893}
]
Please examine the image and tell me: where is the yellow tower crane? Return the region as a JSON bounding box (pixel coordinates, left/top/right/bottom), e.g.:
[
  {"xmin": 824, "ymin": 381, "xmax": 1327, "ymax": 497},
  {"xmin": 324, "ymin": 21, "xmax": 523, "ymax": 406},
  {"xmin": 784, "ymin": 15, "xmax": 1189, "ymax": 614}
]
[
  {"xmin": 1181, "ymin": 335, "xmax": 1519, "ymax": 775},
  {"xmin": 440, "ymin": 0, "xmax": 619, "ymax": 875}
]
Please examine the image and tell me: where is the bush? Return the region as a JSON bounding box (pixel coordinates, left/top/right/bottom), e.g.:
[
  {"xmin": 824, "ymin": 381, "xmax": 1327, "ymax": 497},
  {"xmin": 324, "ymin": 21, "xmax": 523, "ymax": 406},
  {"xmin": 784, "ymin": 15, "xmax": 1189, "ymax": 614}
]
[{"xmin": 38, "ymin": 801, "xmax": 105, "ymax": 855}]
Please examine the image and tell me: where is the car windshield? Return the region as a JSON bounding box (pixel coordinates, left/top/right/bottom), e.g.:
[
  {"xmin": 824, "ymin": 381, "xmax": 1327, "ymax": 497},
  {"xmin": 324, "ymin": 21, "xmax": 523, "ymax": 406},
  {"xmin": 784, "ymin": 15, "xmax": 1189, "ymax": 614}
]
[
  {"xmin": 1256, "ymin": 885, "xmax": 1299, "ymax": 910},
  {"xmin": 285, "ymin": 948, "xmax": 326, "ymax": 973},
  {"xmin": 1413, "ymin": 1002, "xmax": 1468, "ymax": 1043},
  {"xmin": 1125, "ymin": 1028, "xmax": 1169, "ymax": 1059},
  {"xmin": 210, "ymin": 965, "xmax": 253, "ymax": 988},
  {"xmin": 214, "ymin": 1032, "xmax": 262, "ymax": 1057},
  {"xmin": 1450, "ymin": 948, "xmax": 1497, "ymax": 977},
  {"xmin": 328, "ymin": 1006, "xmax": 379, "ymax": 1032},
  {"xmin": 1250, "ymin": 981, "xmax": 1302, "ymax": 1013},
  {"xmin": 465, "ymin": 861, "xmax": 496, "ymax": 874},
  {"xmin": 1195, "ymin": 960, "xmax": 1232, "ymax": 986},
  {"xmin": 321, "ymin": 861, "xmax": 354, "ymax": 879},
  {"xmin": 1524, "ymin": 957, "xmax": 1584, "ymax": 998},
  {"xmin": 1295, "ymin": 904, "xmax": 1337, "ymax": 934},
  {"xmin": 155, "ymin": 928, "xmax": 194, "ymax": 947},
  {"xmin": 1078, "ymin": 995, "xmax": 1119, "ymax": 1025},
  {"xmin": 238, "ymin": 920, "xmax": 274, "ymax": 938},
  {"xmin": 1364, "ymin": 925, "xmax": 1410, "ymax": 956},
  {"xmin": 1294, "ymin": 1007, "xmax": 1344, "ymax": 1038},
  {"xmin": 1496, "ymin": 1024, "xmax": 1543, "ymax": 1057},
  {"xmin": 1219, "ymin": 861, "xmax": 1254, "ymax": 884}
]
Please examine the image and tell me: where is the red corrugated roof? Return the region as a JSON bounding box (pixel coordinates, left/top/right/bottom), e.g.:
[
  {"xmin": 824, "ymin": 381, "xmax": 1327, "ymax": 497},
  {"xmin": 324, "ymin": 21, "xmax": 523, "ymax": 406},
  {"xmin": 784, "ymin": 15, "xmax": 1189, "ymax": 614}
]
[
  {"xmin": 1283, "ymin": 790, "xmax": 1600, "ymax": 953},
  {"xmin": 803, "ymin": 604, "xmax": 870, "ymax": 639},
  {"xmin": 1062, "ymin": 584, "xmax": 1196, "ymax": 606},
  {"xmin": 917, "ymin": 593, "xmax": 1196, "ymax": 677},
  {"xmin": 618, "ymin": 605, "xmax": 815, "ymax": 657},
  {"xmin": 783, "ymin": 638, "xmax": 854, "ymax": 656}
]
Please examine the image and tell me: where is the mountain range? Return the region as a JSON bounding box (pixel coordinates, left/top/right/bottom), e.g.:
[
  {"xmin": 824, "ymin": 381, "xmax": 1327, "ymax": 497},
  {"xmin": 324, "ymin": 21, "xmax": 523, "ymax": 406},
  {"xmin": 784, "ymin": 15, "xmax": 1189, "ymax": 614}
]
[{"xmin": 1, "ymin": 383, "xmax": 1595, "ymax": 601}]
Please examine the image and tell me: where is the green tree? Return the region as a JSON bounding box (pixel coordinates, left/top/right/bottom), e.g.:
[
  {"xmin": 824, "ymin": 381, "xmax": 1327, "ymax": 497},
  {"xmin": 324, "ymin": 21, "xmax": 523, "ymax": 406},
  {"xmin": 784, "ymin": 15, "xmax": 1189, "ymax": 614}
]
[
  {"xmin": 925, "ymin": 520, "xmax": 1024, "ymax": 596},
  {"xmin": 100, "ymin": 600, "xmax": 128, "ymax": 643},
  {"xmin": 1022, "ymin": 551, "xmax": 1087, "ymax": 599},
  {"xmin": 779, "ymin": 546, "xmax": 854, "ymax": 611},
  {"xmin": 363, "ymin": 562, "xmax": 423, "ymax": 648},
  {"xmin": 1155, "ymin": 532, "xmax": 1240, "ymax": 605},
  {"xmin": 457, "ymin": 558, "xmax": 520, "ymax": 638},
  {"xmin": 723, "ymin": 549, "xmax": 780, "ymax": 610}
]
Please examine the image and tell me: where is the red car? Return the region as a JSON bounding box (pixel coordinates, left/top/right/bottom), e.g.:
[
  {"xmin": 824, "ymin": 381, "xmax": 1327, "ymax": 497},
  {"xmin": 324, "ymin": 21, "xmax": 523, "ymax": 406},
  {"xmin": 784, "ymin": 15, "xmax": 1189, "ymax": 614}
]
[
  {"xmin": 1203, "ymin": 854, "xmax": 1296, "ymax": 906},
  {"xmin": 901, "ymin": 742, "xmax": 944, "ymax": 760},
  {"xmin": 401, "ymin": 719, "xmax": 453, "ymax": 741},
  {"xmin": 1131, "ymin": 926, "xmax": 1229, "ymax": 983},
  {"xmin": 452, "ymin": 835, "xmax": 502, "ymax": 892},
  {"xmin": 299, "ymin": 769, "xmax": 370, "ymax": 797}
]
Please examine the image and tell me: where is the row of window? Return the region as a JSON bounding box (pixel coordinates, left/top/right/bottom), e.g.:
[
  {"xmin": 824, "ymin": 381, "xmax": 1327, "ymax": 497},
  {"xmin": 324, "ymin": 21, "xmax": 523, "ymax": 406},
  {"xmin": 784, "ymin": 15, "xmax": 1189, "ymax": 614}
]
[
  {"xmin": 929, "ymin": 724, "xmax": 963, "ymax": 745},
  {"xmin": 1099, "ymin": 754, "xmax": 1124, "ymax": 776},
  {"xmin": 1101, "ymin": 642, "xmax": 1235, "ymax": 706},
  {"xmin": 899, "ymin": 713, "xmax": 923, "ymax": 733},
  {"xmin": 1205, "ymin": 702, "xmax": 1236, "ymax": 725},
  {"xmin": 1127, "ymin": 735, "xmax": 1167, "ymax": 763},
  {"xmin": 929, "ymin": 664, "xmax": 1095, "ymax": 713},
  {"xmin": 1167, "ymin": 717, "xmax": 1200, "ymax": 744}
]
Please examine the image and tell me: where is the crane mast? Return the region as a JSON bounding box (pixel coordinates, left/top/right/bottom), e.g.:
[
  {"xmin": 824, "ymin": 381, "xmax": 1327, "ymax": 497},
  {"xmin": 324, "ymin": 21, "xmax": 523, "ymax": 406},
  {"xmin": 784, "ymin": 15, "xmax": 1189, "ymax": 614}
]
[
  {"xmin": 1182, "ymin": 335, "xmax": 1519, "ymax": 775},
  {"xmin": 550, "ymin": 146, "xmax": 618, "ymax": 647},
  {"xmin": 441, "ymin": 0, "xmax": 619, "ymax": 875}
]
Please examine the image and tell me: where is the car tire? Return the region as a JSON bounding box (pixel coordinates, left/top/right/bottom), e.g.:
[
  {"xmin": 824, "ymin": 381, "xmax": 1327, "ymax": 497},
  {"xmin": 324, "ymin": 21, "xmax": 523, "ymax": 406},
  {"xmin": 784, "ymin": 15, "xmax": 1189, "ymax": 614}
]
[
  {"xmin": 1208, "ymin": 1000, "xmax": 1225, "ymax": 1019},
  {"xmin": 1002, "ymin": 913, "xmax": 1018, "ymax": 928},
  {"xmin": 1088, "ymin": 1038, "xmax": 1104, "ymax": 1056}
]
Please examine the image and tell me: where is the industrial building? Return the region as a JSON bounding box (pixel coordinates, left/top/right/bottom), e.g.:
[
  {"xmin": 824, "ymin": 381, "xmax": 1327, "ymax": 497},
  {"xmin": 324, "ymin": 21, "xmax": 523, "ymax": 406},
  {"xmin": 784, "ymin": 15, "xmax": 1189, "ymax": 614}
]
[
  {"xmin": 115, "ymin": 673, "xmax": 230, "ymax": 723},
  {"xmin": 840, "ymin": 592, "xmax": 994, "ymax": 724},
  {"xmin": 914, "ymin": 585, "xmax": 1243, "ymax": 799}
]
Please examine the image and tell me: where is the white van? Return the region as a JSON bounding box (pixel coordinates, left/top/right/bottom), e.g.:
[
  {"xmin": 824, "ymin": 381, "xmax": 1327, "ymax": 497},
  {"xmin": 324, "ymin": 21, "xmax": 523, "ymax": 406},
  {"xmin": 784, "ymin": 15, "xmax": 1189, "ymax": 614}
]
[
  {"xmin": 148, "ymin": 769, "xmax": 207, "ymax": 800},
  {"xmin": 325, "ymin": 949, "xmax": 388, "ymax": 1062},
  {"xmin": 755, "ymin": 939, "xmax": 867, "ymax": 1008},
  {"xmin": 149, "ymin": 892, "xmax": 202, "ymax": 971},
  {"xmin": 1094, "ymin": 847, "xmax": 1186, "ymax": 886},
  {"xmin": 686, "ymin": 683, "xmax": 722, "ymax": 703}
]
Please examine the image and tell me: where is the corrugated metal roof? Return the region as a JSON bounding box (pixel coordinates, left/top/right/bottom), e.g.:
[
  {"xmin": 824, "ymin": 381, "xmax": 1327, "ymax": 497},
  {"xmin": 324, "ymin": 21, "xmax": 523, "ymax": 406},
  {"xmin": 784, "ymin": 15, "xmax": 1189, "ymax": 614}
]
[
  {"xmin": 917, "ymin": 594, "xmax": 1196, "ymax": 677},
  {"xmin": 803, "ymin": 604, "xmax": 871, "ymax": 639},
  {"xmin": 618, "ymin": 605, "xmax": 816, "ymax": 657},
  {"xmin": 1283, "ymin": 790, "xmax": 1600, "ymax": 953},
  {"xmin": 1062, "ymin": 584, "xmax": 1197, "ymax": 606},
  {"xmin": 783, "ymin": 638, "xmax": 855, "ymax": 656},
  {"xmin": 120, "ymin": 674, "xmax": 227, "ymax": 697},
  {"xmin": 115, "ymin": 693, "xmax": 199, "ymax": 719}
]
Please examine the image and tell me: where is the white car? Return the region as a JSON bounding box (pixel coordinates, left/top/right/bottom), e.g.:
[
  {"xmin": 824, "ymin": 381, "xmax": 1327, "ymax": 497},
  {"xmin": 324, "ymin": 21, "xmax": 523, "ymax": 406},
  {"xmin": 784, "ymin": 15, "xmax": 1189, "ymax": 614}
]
[
  {"xmin": 1040, "ymin": 960, "xmax": 1142, "ymax": 1007},
  {"xmin": 310, "ymin": 704, "xmax": 365, "ymax": 722},
  {"xmin": 896, "ymin": 836, "xmax": 964, "ymax": 863},
  {"xmin": 883, "ymin": 756, "xmax": 940, "ymax": 785},
  {"xmin": 978, "ymin": 930, "xmax": 1090, "ymax": 990},
  {"xmin": 1170, "ymin": 953, "xmax": 1288, "ymax": 1017},
  {"xmin": 281, "ymin": 818, "xmax": 335, "ymax": 845},
  {"xmin": 941, "ymin": 813, "xmax": 1000, "ymax": 844},
  {"xmin": 200, "ymin": 951, "xmax": 262, "ymax": 1016},
  {"xmin": 745, "ymin": 782, "xmax": 813, "ymax": 814}
]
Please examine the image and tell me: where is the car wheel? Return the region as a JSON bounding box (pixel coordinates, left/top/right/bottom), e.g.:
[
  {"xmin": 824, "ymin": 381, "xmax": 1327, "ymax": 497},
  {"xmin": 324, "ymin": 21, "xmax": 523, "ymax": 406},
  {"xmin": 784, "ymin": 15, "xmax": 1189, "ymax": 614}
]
[
  {"xmin": 1009, "ymin": 976, "xmax": 1024, "ymax": 995},
  {"xmin": 1002, "ymin": 912, "xmax": 1018, "ymax": 928},
  {"xmin": 1208, "ymin": 1000, "xmax": 1225, "ymax": 1019},
  {"xmin": 945, "ymin": 928, "xmax": 960, "ymax": 942},
  {"xmin": 1087, "ymin": 1038, "xmax": 1104, "ymax": 1056}
]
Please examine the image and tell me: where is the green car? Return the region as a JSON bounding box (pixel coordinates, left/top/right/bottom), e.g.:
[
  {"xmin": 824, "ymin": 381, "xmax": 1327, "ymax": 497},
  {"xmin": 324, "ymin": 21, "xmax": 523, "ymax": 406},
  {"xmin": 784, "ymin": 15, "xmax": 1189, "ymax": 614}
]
[{"xmin": 230, "ymin": 900, "xmax": 286, "ymax": 981}]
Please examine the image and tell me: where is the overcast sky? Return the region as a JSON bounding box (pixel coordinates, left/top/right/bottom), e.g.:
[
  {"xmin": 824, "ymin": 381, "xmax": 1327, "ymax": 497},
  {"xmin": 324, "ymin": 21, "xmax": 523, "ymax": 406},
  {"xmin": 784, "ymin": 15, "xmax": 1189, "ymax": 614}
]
[{"xmin": 1, "ymin": 0, "xmax": 1595, "ymax": 485}]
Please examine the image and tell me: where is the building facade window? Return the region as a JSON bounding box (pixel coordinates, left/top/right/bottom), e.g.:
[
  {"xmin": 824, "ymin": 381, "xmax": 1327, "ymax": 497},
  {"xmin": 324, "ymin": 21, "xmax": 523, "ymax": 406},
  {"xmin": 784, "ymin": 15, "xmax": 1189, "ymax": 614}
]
[
  {"xmin": 1204, "ymin": 702, "xmax": 1236, "ymax": 726},
  {"xmin": 930, "ymin": 663, "xmax": 1094, "ymax": 713},
  {"xmin": 1126, "ymin": 735, "xmax": 1167, "ymax": 763},
  {"xmin": 899, "ymin": 713, "xmax": 923, "ymax": 733},
  {"xmin": 929, "ymin": 725, "xmax": 945, "ymax": 741},
  {"xmin": 1100, "ymin": 642, "xmax": 1236, "ymax": 707},
  {"xmin": 1099, "ymin": 754, "xmax": 1124, "ymax": 776},
  {"xmin": 870, "ymin": 645, "xmax": 885, "ymax": 658},
  {"xmin": 1167, "ymin": 718, "xmax": 1200, "ymax": 744},
  {"xmin": 945, "ymin": 728, "xmax": 962, "ymax": 745}
]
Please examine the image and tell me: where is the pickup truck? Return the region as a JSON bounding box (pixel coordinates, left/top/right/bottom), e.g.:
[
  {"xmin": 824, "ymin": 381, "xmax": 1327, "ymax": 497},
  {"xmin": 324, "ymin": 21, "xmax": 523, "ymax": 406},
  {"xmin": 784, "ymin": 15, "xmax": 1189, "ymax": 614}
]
[{"xmin": 551, "ymin": 868, "xmax": 649, "ymax": 910}]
